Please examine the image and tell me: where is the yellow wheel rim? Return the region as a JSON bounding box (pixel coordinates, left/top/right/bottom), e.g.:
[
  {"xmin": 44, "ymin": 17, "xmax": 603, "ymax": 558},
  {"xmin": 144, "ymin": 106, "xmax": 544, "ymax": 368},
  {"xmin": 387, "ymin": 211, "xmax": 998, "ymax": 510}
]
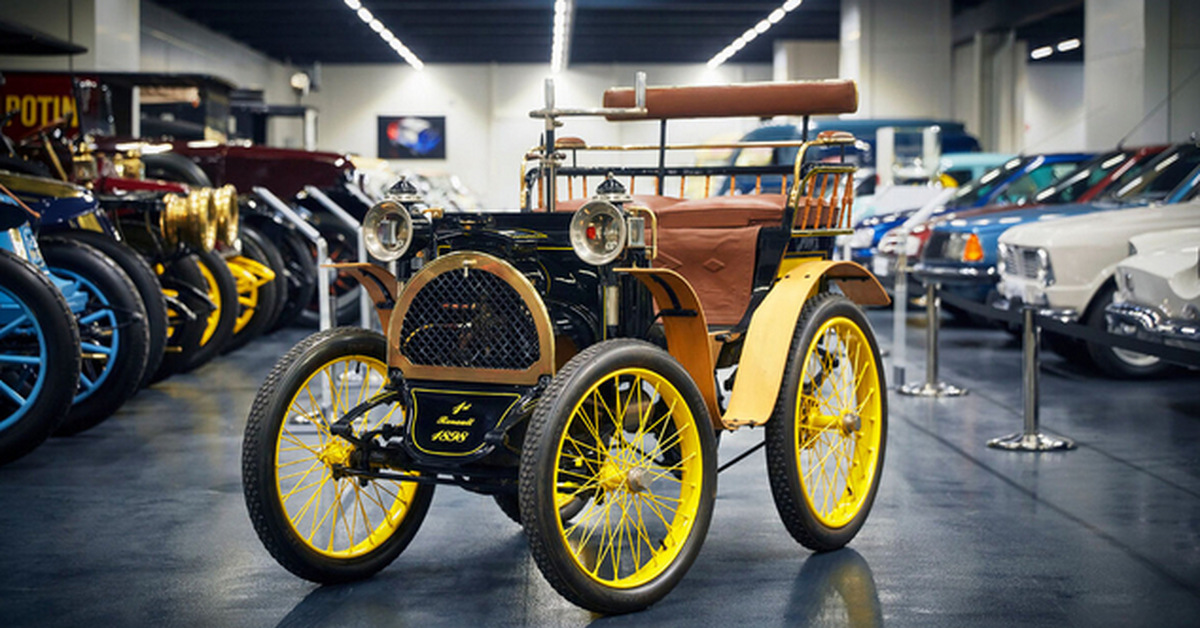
[
  {"xmin": 194, "ymin": 259, "xmax": 222, "ymax": 347},
  {"xmin": 794, "ymin": 316, "xmax": 883, "ymax": 529},
  {"xmin": 273, "ymin": 353, "xmax": 421, "ymax": 558},
  {"xmin": 553, "ymin": 367, "xmax": 704, "ymax": 589},
  {"xmin": 227, "ymin": 256, "xmax": 276, "ymax": 334}
]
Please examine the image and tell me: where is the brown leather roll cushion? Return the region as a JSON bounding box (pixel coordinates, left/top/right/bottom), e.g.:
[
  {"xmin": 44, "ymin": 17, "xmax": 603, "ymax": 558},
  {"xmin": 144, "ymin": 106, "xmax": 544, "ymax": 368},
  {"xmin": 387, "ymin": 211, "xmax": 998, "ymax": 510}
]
[{"xmin": 603, "ymin": 79, "xmax": 858, "ymax": 120}]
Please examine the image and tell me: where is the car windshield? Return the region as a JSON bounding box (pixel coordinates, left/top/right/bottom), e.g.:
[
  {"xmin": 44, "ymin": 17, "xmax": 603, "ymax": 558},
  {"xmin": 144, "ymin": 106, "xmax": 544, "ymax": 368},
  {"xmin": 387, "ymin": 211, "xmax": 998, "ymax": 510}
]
[
  {"xmin": 1033, "ymin": 150, "xmax": 1128, "ymax": 204},
  {"xmin": 1109, "ymin": 144, "xmax": 1200, "ymax": 202},
  {"xmin": 952, "ymin": 157, "xmax": 1026, "ymax": 205},
  {"xmin": 989, "ymin": 157, "xmax": 1086, "ymax": 206}
]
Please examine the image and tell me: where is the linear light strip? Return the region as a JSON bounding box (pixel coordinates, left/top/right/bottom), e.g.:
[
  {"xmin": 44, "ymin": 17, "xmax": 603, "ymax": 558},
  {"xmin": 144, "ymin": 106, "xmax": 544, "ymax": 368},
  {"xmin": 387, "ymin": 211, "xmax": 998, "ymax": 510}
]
[
  {"xmin": 343, "ymin": 0, "xmax": 424, "ymax": 70},
  {"xmin": 1030, "ymin": 38, "xmax": 1080, "ymax": 60},
  {"xmin": 706, "ymin": 0, "xmax": 804, "ymax": 68},
  {"xmin": 551, "ymin": 0, "xmax": 574, "ymax": 73}
]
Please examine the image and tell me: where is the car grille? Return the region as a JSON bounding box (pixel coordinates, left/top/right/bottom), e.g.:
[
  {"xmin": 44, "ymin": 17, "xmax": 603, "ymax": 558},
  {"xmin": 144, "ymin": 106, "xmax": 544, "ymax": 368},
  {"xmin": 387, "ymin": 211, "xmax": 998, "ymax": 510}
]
[
  {"xmin": 1019, "ymin": 249, "xmax": 1042, "ymax": 280},
  {"xmin": 1001, "ymin": 245, "xmax": 1044, "ymax": 281},
  {"xmin": 923, "ymin": 231, "xmax": 950, "ymax": 260},
  {"xmin": 398, "ymin": 266, "xmax": 541, "ymax": 370}
]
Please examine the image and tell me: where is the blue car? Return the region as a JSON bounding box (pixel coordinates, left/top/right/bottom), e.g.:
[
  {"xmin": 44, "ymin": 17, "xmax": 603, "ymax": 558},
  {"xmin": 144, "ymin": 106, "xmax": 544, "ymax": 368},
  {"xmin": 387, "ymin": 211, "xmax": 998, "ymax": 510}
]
[
  {"xmin": 848, "ymin": 152, "xmax": 1093, "ymax": 268},
  {"xmin": 914, "ymin": 143, "xmax": 1200, "ymax": 303}
]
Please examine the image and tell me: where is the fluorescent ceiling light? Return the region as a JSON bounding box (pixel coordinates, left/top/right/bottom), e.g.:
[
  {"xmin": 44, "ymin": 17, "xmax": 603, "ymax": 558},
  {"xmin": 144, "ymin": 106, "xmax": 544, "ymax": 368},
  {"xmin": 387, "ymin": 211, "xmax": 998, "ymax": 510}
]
[
  {"xmin": 551, "ymin": 0, "xmax": 575, "ymax": 73},
  {"xmin": 1057, "ymin": 38, "xmax": 1081, "ymax": 52},
  {"xmin": 343, "ymin": 0, "xmax": 423, "ymax": 70},
  {"xmin": 1030, "ymin": 46, "xmax": 1053, "ymax": 59},
  {"xmin": 707, "ymin": 0, "xmax": 805, "ymax": 68}
]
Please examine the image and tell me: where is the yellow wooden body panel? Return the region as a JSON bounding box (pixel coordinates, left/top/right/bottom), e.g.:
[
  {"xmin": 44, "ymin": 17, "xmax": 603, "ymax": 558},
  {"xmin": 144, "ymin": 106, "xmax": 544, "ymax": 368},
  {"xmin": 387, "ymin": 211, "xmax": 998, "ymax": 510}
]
[{"xmin": 722, "ymin": 260, "xmax": 888, "ymax": 429}]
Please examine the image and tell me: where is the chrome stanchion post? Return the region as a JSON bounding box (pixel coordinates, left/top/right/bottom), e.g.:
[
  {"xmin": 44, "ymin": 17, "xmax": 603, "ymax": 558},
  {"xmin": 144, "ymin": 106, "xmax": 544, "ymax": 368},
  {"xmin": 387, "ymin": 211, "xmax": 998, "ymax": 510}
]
[
  {"xmin": 252, "ymin": 186, "xmax": 332, "ymax": 330},
  {"xmin": 891, "ymin": 242, "xmax": 908, "ymax": 389},
  {"xmin": 899, "ymin": 281, "xmax": 967, "ymax": 397},
  {"xmin": 988, "ymin": 306, "xmax": 1075, "ymax": 451},
  {"xmin": 302, "ymin": 186, "xmax": 371, "ymax": 330}
]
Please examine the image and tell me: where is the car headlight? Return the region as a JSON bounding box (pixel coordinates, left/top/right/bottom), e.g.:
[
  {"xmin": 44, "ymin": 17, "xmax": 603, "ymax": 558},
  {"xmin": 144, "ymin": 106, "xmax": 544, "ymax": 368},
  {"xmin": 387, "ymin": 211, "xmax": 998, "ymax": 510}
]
[
  {"xmin": 1034, "ymin": 247, "xmax": 1054, "ymax": 286},
  {"xmin": 570, "ymin": 199, "xmax": 627, "ymax": 266},
  {"xmin": 188, "ymin": 188, "xmax": 217, "ymax": 252},
  {"xmin": 996, "ymin": 242, "xmax": 1010, "ymax": 276},
  {"xmin": 210, "ymin": 184, "xmax": 238, "ymax": 245},
  {"xmin": 363, "ymin": 199, "xmax": 414, "ymax": 261}
]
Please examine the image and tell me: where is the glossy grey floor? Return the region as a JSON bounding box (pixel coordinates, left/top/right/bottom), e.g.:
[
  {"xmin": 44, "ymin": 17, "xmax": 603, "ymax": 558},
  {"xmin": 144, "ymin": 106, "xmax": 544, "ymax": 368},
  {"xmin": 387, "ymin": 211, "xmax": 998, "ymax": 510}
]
[{"xmin": 2, "ymin": 309, "xmax": 1198, "ymax": 628}]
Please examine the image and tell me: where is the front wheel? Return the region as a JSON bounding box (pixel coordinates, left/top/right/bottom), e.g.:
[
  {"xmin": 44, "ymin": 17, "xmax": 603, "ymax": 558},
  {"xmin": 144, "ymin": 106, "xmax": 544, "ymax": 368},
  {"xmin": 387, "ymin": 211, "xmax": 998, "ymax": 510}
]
[
  {"xmin": 40, "ymin": 239, "xmax": 151, "ymax": 435},
  {"xmin": 1084, "ymin": 284, "xmax": 1172, "ymax": 379},
  {"xmin": 520, "ymin": 339, "xmax": 717, "ymax": 614},
  {"xmin": 765, "ymin": 292, "xmax": 886, "ymax": 552},
  {"xmin": 0, "ymin": 250, "xmax": 80, "ymax": 465},
  {"xmin": 242, "ymin": 327, "xmax": 433, "ymax": 583}
]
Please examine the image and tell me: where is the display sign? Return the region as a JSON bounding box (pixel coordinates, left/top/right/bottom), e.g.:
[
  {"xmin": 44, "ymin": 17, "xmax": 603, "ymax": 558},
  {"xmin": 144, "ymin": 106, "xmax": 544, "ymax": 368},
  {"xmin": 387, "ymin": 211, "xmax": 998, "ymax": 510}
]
[{"xmin": 378, "ymin": 115, "xmax": 445, "ymax": 160}]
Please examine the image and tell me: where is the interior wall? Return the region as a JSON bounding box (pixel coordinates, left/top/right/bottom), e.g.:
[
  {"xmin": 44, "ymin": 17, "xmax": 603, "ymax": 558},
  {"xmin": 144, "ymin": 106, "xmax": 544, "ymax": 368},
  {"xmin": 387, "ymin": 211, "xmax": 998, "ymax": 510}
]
[
  {"xmin": 303, "ymin": 63, "xmax": 772, "ymax": 208},
  {"xmin": 0, "ymin": 0, "xmax": 138, "ymax": 71},
  {"xmin": 138, "ymin": 1, "xmax": 294, "ymax": 104},
  {"xmin": 1023, "ymin": 63, "xmax": 1085, "ymax": 153}
]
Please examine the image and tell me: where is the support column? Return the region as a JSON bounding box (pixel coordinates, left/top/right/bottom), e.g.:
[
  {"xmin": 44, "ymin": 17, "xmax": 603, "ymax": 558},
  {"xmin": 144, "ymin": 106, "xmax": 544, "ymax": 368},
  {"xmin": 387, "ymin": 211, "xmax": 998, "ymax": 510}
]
[
  {"xmin": 1084, "ymin": 0, "xmax": 1198, "ymax": 148},
  {"xmin": 0, "ymin": 0, "xmax": 139, "ymax": 71},
  {"xmin": 840, "ymin": 0, "xmax": 953, "ymax": 119}
]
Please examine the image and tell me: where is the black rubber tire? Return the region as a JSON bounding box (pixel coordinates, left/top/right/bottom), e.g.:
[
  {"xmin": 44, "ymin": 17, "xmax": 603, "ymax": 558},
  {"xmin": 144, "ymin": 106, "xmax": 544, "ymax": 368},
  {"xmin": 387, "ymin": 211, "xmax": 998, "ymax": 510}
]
[
  {"xmin": 140, "ymin": 152, "xmax": 214, "ymax": 187},
  {"xmin": 0, "ymin": 250, "xmax": 80, "ymax": 466},
  {"xmin": 298, "ymin": 219, "xmax": 361, "ymax": 327},
  {"xmin": 40, "ymin": 239, "xmax": 151, "ymax": 435},
  {"xmin": 222, "ymin": 230, "xmax": 283, "ymax": 354},
  {"xmin": 765, "ymin": 292, "xmax": 887, "ymax": 552},
  {"xmin": 1083, "ymin": 284, "xmax": 1172, "ymax": 379},
  {"xmin": 152, "ymin": 254, "xmax": 212, "ymax": 381},
  {"xmin": 270, "ymin": 228, "xmax": 318, "ymax": 331},
  {"xmin": 53, "ymin": 230, "xmax": 168, "ymax": 390},
  {"xmin": 241, "ymin": 224, "xmax": 289, "ymax": 334},
  {"xmin": 242, "ymin": 327, "xmax": 434, "ymax": 583},
  {"xmin": 519, "ymin": 339, "xmax": 717, "ymax": 614},
  {"xmin": 179, "ymin": 250, "xmax": 238, "ymax": 372}
]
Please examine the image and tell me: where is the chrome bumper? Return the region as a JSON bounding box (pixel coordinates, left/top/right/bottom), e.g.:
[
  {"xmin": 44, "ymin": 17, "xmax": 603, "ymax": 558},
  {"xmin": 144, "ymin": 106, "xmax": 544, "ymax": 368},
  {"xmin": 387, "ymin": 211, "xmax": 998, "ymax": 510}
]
[
  {"xmin": 1106, "ymin": 302, "xmax": 1200, "ymax": 350},
  {"xmin": 992, "ymin": 296, "xmax": 1079, "ymax": 323},
  {"xmin": 911, "ymin": 262, "xmax": 997, "ymax": 285}
]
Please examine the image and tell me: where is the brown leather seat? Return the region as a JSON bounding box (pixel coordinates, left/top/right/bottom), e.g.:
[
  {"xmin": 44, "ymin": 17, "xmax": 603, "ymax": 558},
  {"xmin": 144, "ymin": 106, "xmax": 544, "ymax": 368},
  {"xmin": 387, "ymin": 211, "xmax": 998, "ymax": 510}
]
[{"xmin": 655, "ymin": 194, "xmax": 787, "ymax": 229}]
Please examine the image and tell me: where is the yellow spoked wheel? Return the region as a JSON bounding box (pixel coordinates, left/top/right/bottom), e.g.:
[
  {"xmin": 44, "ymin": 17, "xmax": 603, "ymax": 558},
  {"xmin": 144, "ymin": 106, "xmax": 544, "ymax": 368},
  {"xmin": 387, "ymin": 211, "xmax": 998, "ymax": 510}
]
[
  {"xmin": 765, "ymin": 292, "xmax": 886, "ymax": 552},
  {"xmin": 521, "ymin": 339, "xmax": 716, "ymax": 614},
  {"xmin": 194, "ymin": 257, "xmax": 222, "ymax": 347},
  {"xmin": 227, "ymin": 255, "xmax": 275, "ymax": 335},
  {"xmin": 242, "ymin": 327, "xmax": 433, "ymax": 583}
]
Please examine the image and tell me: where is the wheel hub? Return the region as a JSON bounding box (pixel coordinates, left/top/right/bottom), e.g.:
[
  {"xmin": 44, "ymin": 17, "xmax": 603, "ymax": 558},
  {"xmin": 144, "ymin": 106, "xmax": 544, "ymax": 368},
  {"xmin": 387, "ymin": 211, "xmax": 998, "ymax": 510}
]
[
  {"xmin": 841, "ymin": 412, "xmax": 861, "ymax": 434},
  {"xmin": 597, "ymin": 460, "xmax": 647, "ymax": 494},
  {"xmin": 318, "ymin": 438, "xmax": 355, "ymax": 468}
]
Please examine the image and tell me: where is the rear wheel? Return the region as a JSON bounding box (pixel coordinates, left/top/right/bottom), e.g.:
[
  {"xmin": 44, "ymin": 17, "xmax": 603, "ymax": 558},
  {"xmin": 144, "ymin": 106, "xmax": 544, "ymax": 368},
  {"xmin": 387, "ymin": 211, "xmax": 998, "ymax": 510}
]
[
  {"xmin": 242, "ymin": 327, "xmax": 433, "ymax": 583},
  {"xmin": 0, "ymin": 250, "xmax": 80, "ymax": 465},
  {"xmin": 765, "ymin": 292, "xmax": 886, "ymax": 552},
  {"xmin": 41, "ymin": 239, "xmax": 151, "ymax": 435},
  {"xmin": 270, "ymin": 228, "xmax": 318, "ymax": 330},
  {"xmin": 54, "ymin": 230, "xmax": 168, "ymax": 390},
  {"xmin": 222, "ymin": 229, "xmax": 280, "ymax": 353},
  {"xmin": 179, "ymin": 250, "xmax": 238, "ymax": 371},
  {"xmin": 520, "ymin": 339, "xmax": 717, "ymax": 614},
  {"xmin": 152, "ymin": 254, "xmax": 211, "ymax": 381}
]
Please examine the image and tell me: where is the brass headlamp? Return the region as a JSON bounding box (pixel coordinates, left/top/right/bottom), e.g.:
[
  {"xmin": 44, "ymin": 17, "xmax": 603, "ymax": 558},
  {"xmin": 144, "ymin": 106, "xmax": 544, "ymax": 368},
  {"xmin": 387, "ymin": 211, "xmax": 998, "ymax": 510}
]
[
  {"xmin": 159, "ymin": 188, "xmax": 217, "ymax": 251},
  {"xmin": 210, "ymin": 184, "xmax": 239, "ymax": 245}
]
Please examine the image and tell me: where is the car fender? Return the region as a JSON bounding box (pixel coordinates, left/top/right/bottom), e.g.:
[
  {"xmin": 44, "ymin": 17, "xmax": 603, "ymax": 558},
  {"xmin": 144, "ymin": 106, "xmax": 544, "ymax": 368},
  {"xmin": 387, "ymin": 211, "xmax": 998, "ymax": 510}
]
[{"xmin": 724, "ymin": 260, "xmax": 888, "ymax": 429}]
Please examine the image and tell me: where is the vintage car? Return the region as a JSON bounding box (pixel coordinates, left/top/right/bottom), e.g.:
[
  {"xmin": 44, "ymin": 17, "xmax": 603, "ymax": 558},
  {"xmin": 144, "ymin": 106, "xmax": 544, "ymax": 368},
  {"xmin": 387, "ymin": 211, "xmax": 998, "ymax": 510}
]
[
  {"xmin": 846, "ymin": 151, "xmax": 1093, "ymax": 270},
  {"xmin": 902, "ymin": 145, "xmax": 1176, "ymax": 304},
  {"xmin": 241, "ymin": 78, "xmax": 890, "ymax": 614},
  {"xmin": 1107, "ymin": 227, "xmax": 1200, "ymax": 354},
  {"xmin": 997, "ymin": 187, "xmax": 1200, "ymax": 377}
]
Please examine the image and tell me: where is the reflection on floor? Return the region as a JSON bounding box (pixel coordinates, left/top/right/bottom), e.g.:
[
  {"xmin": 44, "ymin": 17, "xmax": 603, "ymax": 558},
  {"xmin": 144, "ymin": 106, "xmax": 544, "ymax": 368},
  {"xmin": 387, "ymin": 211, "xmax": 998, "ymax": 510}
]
[{"xmin": 1, "ymin": 310, "xmax": 1198, "ymax": 627}]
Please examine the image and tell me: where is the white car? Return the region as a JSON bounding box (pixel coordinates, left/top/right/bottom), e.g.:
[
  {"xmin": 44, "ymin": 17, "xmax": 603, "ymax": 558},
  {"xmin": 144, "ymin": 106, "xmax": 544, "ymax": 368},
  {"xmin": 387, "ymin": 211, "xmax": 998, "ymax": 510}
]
[
  {"xmin": 1107, "ymin": 227, "xmax": 1200, "ymax": 353},
  {"xmin": 996, "ymin": 197, "xmax": 1200, "ymax": 377}
]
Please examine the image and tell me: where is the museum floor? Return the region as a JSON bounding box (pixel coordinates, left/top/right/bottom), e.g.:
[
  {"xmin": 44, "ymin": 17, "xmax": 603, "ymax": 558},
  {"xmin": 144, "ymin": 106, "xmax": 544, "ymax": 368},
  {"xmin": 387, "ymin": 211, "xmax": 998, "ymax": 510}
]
[{"xmin": 2, "ymin": 309, "xmax": 1198, "ymax": 628}]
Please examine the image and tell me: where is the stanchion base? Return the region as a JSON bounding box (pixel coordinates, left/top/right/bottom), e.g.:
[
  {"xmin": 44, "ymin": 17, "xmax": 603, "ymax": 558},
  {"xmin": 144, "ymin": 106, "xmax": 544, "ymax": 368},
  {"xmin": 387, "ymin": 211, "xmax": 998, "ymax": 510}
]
[
  {"xmin": 987, "ymin": 431, "xmax": 1076, "ymax": 451},
  {"xmin": 898, "ymin": 382, "xmax": 968, "ymax": 397}
]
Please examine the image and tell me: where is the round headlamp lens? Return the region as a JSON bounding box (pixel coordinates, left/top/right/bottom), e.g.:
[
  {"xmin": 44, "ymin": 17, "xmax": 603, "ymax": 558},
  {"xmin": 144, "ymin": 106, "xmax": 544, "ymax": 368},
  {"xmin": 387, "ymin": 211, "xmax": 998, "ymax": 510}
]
[
  {"xmin": 570, "ymin": 200, "xmax": 627, "ymax": 266},
  {"xmin": 363, "ymin": 200, "xmax": 414, "ymax": 261}
]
